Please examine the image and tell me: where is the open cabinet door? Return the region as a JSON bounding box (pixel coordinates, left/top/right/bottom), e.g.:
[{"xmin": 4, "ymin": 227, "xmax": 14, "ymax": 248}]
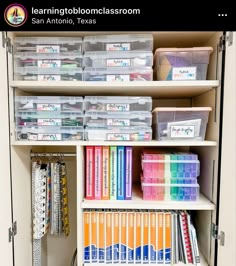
[
  {"xmin": 0, "ymin": 32, "xmax": 14, "ymax": 266},
  {"xmin": 217, "ymin": 31, "xmax": 236, "ymax": 266}
]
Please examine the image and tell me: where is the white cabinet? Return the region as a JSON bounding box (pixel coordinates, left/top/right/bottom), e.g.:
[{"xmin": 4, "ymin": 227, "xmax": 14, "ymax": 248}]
[{"xmin": 0, "ymin": 31, "xmax": 235, "ymax": 266}]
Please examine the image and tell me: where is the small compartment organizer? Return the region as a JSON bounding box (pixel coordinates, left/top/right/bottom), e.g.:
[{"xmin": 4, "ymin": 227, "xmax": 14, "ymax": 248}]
[
  {"xmin": 83, "ymin": 51, "xmax": 153, "ymax": 68},
  {"xmin": 154, "ymin": 47, "xmax": 213, "ymax": 80},
  {"xmin": 84, "ymin": 127, "xmax": 152, "ymax": 141},
  {"xmin": 84, "ymin": 112, "xmax": 152, "ymax": 127},
  {"xmin": 16, "ymin": 126, "xmax": 84, "ymax": 141},
  {"xmin": 14, "ymin": 54, "xmax": 83, "ymax": 68},
  {"xmin": 83, "ymin": 67, "xmax": 153, "ymax": 81},
  {"xmin": 14, "ymin": 37, "xmax": 83, "ymax": 54},
  {"xmin": 15, "ymin": 96, "xmax": 84, "ymax": 113},
  {"xmin": 15, "ymin": 112, "xmax": 84, "ymax": 127},
  {"xmin": 153, "ymin": 107, "xmax": 212, "ymax": 141},
  {"xmin": 84, "ymin": 96, "xmax": 152, "ymax": 112},
  {"xmin": 141, "ymin": 179, "xmax": 200, "ymax": 201},
  {"xmin": 83, "ymin": 34, "xmax": 153, "ymax": 52},
  {"xmin": 14, "ymin": 67, "xmax": 83, "ymax": 81}
]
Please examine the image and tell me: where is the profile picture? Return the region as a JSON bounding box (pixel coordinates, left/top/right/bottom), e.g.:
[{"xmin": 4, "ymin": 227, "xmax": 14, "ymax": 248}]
[{"xmin": 4, "ymin": 3, "xmax": 28, "ymax": 27}]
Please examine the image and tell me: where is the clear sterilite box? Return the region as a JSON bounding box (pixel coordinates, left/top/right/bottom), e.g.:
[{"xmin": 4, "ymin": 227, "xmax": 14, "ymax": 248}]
[
  {"xmin": 84, "ymin": 112, "xmax": 152, "ymax": 127},
  {"xmin": 83, "ymin": 34, "xmax": 153, "ymax": 52},
  {"xmin": 141, "ymin": 179, "xmax": 200, "ymax": 201},
  {"xmin": 82, "ymin": 51, "xmax": 153, "ymax": 68},
  {"xmin": 15, "ymin": 96, "xmax": 84, "ymax": 113},
  {"xmin": 15, "ymin": 112, "xmax": 84, "ymax": 127},
  {"xmin": 84, "ymin": 96, "xmax": 152, "ymax": 112},
  {"xmin": 16, "ymin": 126, "xmax": 84, "ymax": 141},
  {"xmin": 152, "ymin": 107, "xmax": 212, "ymax": 141},
  {"xmin": 154, "ymin": 47, "xmax": 213, "ymax": 80},
  {"xmin": 83, "ymin": 67, "xmax": 153, "ymax": 81},
  {"xmin": 14, "ymin": 37, "xmax": 83, "ymax": 54},
  {"xmin": 84, "ymin": 127, "xmax": 152, "ymax": 141},
  {"xmin": 141, "ymin": 152, "xmax": 200, "ymax": 179},
  {"xmin": 14, "ymin": 67, "xmax": 83, "ymax": 81},
  {"xmin": 14, "ymin": 53, "xmax": 83, "ymax": 68}
]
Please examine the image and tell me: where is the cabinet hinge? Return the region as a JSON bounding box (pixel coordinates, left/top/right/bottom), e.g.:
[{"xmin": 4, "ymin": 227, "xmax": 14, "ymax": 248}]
[
  {"xmin": 8, "ymin": 221, "xmax": 17, "ymax": 242},
  {"xmin": 211, "ymin": 223, "xmax": 225, "ymax": 246},
  {"xmin": 219, "ymin": 35, "xmax": 226, "ymax": 52},
  {"xmin": 1, "ymin": 32, "xmax": 12, "ymax": 54},
  {"xmin": 226, "ymin": 31, "xmax": 233, "ymax": 46}
]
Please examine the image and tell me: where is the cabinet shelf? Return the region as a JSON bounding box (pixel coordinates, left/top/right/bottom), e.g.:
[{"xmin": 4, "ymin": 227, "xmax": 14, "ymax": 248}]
[
  {"xmin": 10, "ymin": 80, "xmax": 219, "ymax": 98},
  {"xmin": 11, "ymin": 140, "xmax": 217, "ymax": 147},
  {"xmin": 81, "ymin": 187, "xmax": 215, "ymax": 210}
]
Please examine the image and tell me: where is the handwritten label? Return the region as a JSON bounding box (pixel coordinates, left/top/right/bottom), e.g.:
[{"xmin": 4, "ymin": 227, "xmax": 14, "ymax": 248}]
[
  {"xmin": 37, "ymin": 134, "xmax": 62, "ymax": 141},
  {"xmin": 172, "ymin": 67, "xmax": 196, "ymax": 80},
  {"xmin": 107, "ymin": 118, "xmax": 130, "ymax": 126},
  {"xmin": 106, "ymin": 103, "xmax": 130, "ymax": 111},
  {"xmin": 37, "ymin": 103, "xmax": 61, "ymax": 111},
  {"xmin": 36, "ymin": 45, "xmax": 60, "ymax": 53},
  {"xmin": 170, "ymin": 125, "xmax": 195, "ymax": 138},
  {"xmin": 106, "ymin": 43, "xmax": 130, "ymax": 51},
  {"xmin": 38, "ymin": 60, "xmax": 61, "ymax": 68},
  {"xmin": 38, "ymin": 75, "xmax": 61, "ymax": 81},
  {"xmin": 37, "ymin": 118, "xmax": 62, "ymax": 126},
  {"xmin": 106, "ymin": 59, "xmax": 131, "ymax": 67},
  {"xmin": 106, "ymin": 74, "xmax": 130, "ymax": 82},
  {"xmin": 107, "ymin": 133, "xmax": 130, "ymax": 141}
]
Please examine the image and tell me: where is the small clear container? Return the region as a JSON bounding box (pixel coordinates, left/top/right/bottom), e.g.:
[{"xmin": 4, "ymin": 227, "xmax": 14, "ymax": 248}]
[
  {"xmin": 83, "ymin": 34, "xmax": 153, "ymax": 52},
  {"xmin": 16, "ymin": 126, "xmax": 84, "ymax": 141},
  {"xmin": 84, "ymin": 112, "xmax": 152, "ymax": 127},
  {"xmin": 84, "ymin": 96, "xmax": 152, "ymax": 112},
  {"xmin": 83, "ymin": 67, "xmax": 153, "ymax": 81},
  {"xmin": 84, "ymin": 127, "xmax": 152, "ymax": 141},
  {"xmin": 83, "ymin": 51, "xmax": 153, "ymax": 68},
  {"xmin": 14, "ymin": 37, "xmax": 83, "ymax": 54}
]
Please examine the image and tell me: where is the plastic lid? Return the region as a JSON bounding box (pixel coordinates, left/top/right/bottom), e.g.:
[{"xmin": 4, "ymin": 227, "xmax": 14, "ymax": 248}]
[
  {"xmin": 153, "ymin": 107, "xmax": 212, "ymax": 112},
  {"xmin": 154, "ymin": 47, "xmax": 213, "ymax": 57}
]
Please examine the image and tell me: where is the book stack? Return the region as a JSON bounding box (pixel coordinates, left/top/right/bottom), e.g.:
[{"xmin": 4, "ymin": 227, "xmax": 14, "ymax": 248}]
[
  {"xmin": 85, "ymin": 146, "xmax": 133, "ymax": 200},
  {"xmin": 83, "ymin": 209, "xmax": 201, "ymax": 265},
  {"xmin": 141, "ymin": 150, "xmax": 200, "ymax": 201}
]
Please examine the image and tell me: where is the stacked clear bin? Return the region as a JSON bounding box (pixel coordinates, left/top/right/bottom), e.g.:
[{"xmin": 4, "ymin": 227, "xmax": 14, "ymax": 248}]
[
  {"xmin": 13, "ymin": 37, "xmax": 83, "ymax": 81},
  {"xmin": 83, "ymin": 34, "xmax": 153, "ymax": 81},
  {"xmin": 15, "ymin": 96, "xmax": 84, "ymax": 141},
  {"xmin": 141, "ymin": 151, "xmax": 200, "ymax": 201},
  {"xmin": 84, "ymin": 96, "xmax": 152, "ymax": 141}
]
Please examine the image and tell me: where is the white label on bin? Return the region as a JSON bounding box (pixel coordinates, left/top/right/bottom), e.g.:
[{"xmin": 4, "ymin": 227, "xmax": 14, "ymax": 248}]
[
  {"xmin": 172, "ymin": 67, "xmax": 196, "ymax": 80},
  {"xmin": 38, "ymin": 75, "xmax": 61, "ymax": 81},
  {"xmin": 36, "ymin": 45, "xmax": 60, "ymax": 53},
  {"xmin": 106, "ymin": 59, "xmax": 131, "ymax": 67},
  {"xmin": 107, "ymin": 133, "xmax": 130, "ymax": 141},
  {"xmin": 37, "ymin": 134, "xmax": 62, "ymax": 141},
  {"xmin": 37, "ymin": 103, "xmax": 61, "ymax": 111},
  {"xmin": 106, "ymin": 43, "xmax": 130, "ymax": 51},
  {"xmin": 106, "ymin": 103, "xmax": 130, "ymax": 111},
  {"xmin": 37, "ymin": 118, "xmax": 62, "ymax": 126},
  {"xmin": 38, "ymin": 60, "xmax": 61, "ymax": 68},
  {"xmin": 106, "ymin": 74, "xmax": 130, "ymax": 81},
  {"xmin": 107, "ymin": 118, "xmax": 130, "ymax": 126},
  {"xmin": 170, "ymin": 125, "xmax": 195, "ymax": 138}
]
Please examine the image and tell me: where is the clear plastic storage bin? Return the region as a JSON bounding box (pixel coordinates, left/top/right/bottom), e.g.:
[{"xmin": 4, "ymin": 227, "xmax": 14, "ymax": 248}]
[
  {"xmin": 16, "ymin": 126, "xmax": 84, "ymax": 141},
  {"xmin": 141, "ymin": 179, "xmax": 200, "ymax": 201},
  {"xmin": 83, "ymin": 34, "xmax": 153, "ymax": 52},
  {"xmin": 15, "ymin": 96, "xmax": 84, "ymax": 113},
  {"xmin": 83, "ymin": 51, "xmax": 153, "ymax": 68},
  {"xmin": 154, "ymin": 47, "xmax": 213, "ymax": 80},
  {"xmin": 14, "ymin": 54, "xmax": 83, "ymax": 68},
  {"xmin": 84, "ymin": 96, "xmax": 152, "ymax": 112},
  {"xmin": 14, "ymin": 37, "xmax": 83, "ymax": 54},
  {"xmin": 84, "ymin": 112, "xmax": 152, "ymax": 127},
  {"xmin": 14, "ymin": 67, "xmax": 83, "ymax": 81},
  {"xmin": 152, "ymin": 107, "xmax": 212, "ymax": 141},
  {"xmin": 84, "ymin": 127, "xmax": 152, "ymax": 141},
  {"xmin": 15, "ymin": 112, "xmax": 84, "ymax": 127},
  {"xmin": 83, "ymin": 67, "xmax": 153, "ymax": 81}
]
